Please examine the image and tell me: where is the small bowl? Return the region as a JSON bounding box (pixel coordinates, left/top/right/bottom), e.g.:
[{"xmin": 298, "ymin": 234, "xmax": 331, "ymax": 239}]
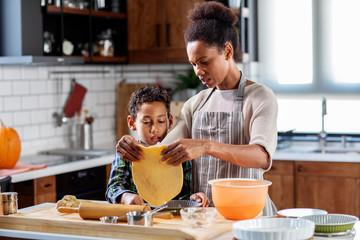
[
  {"xmin": 100, "ymin": 216, "xmax": 118, "ymax": 224},
  {"xmin": 277, "ymin": 208, "xmax": 328, "ymax": 218},
  {"xmin": 299, "ymin": 214, "xmax": 359, "ymax": 233},
  {"xmin": 127, "ymin": 211, "xmax": 153, "ymax": 227},
  {"xmin": 180, "ymin": 207, "xmax": 217, "ymax": 227},
  {"xmin": 232, "ymin": 218, "xmax": 315, "ymax": 240}
]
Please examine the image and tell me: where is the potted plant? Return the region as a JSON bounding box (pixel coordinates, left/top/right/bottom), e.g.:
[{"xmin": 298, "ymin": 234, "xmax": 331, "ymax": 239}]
[{"xmin": 172, "ymin": 69, "xmax": 203, "ymax": 101}]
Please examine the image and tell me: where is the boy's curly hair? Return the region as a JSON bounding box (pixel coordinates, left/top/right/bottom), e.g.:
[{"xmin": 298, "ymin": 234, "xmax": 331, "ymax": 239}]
[
  {"xmin": 128, "ymin": 86, "xmax": 171, "ymax": 120},
  {"xmin": 184, "ymin": 1, "xmax": 242, "ymax": 62}
]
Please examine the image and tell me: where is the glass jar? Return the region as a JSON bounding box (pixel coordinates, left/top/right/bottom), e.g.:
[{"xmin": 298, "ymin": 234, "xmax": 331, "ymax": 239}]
[{"xmin": 2, "ymin": 192, "xmax": 18, "ymax": 215}]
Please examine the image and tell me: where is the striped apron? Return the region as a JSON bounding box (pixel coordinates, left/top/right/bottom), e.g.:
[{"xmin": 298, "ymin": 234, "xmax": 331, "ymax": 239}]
[{"xmin": 191, "ymin": 73, "xmax": 277, "ymax": 216}]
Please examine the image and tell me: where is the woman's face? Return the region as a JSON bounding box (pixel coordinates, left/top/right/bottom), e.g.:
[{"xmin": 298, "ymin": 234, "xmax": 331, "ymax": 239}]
[{"xmin": 187, "ymin": 40, "xmax": 230, "ymax": 89}]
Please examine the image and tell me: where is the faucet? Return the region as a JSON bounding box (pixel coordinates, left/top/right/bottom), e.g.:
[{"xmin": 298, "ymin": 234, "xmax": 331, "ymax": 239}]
[{"xmin": 319, "ymin": 97, "xmax": 327, "ymax": 152}]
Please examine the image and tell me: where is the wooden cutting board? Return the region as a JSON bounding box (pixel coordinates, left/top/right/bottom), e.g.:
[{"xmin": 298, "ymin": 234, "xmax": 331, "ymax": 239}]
[
  {"xmin": 0, "ymin": 203, "xmax": 233, "ymax": 240},
  {"xmin": 116, "ymin": 81, "xmax": 153, "ymax": 140}
]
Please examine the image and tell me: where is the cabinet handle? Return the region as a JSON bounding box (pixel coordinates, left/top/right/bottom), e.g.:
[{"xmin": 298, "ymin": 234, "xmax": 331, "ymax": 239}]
[
  {"xmin": 44, "ymin": 183, "xmax": 52, "ymax": 188},
  {"xmin": 166, "ymin": 23, "xmax": 170, "ymax": 47},
  {"xmin": 156, "ymin": 24, "xmax": 161, "ymax": 47},
  {"xmin": 297, "ymin": 165, "xmax": 304, "ymax": 172}
]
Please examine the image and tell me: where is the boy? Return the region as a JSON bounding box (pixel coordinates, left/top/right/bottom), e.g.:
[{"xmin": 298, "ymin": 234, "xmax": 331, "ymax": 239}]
[{"xmin": 106, "ymin": 86, "xmax": 209, "ymax": 206}]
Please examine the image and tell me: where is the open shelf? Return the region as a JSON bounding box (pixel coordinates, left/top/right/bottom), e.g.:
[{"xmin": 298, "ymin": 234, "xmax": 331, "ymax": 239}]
[{"xmin": 47, "ymin": 5, "xmax": 126, "ymax": 19}]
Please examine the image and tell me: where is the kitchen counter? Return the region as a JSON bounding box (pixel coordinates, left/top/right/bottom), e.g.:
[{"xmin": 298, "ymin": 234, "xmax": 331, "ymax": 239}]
[
  {"xmin": 11, "ymin": 152, "xmax": 115, "ymax": 183},
  {"xmin": 0, "ymin": 203, "xmax": 233, "ymax": 240},
  {"xmin": 8, "ymin": 141, "xmax": 360, "ymax": 184},
  {"xmin": 274, "ymin": 141, "xmax": 360, "ymax": 163}
]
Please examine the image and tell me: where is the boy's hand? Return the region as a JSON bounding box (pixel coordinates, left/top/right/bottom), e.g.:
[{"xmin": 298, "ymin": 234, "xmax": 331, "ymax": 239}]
[
  {"xmin": 120, "ymin": 192, "xmax": 146, "ymax": 205},
  {"xmin": 116, "ymin": 135, "xmax": 142, "ymax": 162},
  {"xmin": 190, "ymin": 192, "xmax": 210, "ymax": 207}
]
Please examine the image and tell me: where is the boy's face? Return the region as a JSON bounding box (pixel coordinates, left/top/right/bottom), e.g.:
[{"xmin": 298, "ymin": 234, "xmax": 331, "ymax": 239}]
[{"xmin": 128, "ymin": 102, "xmax": 173, "ymax": 146}]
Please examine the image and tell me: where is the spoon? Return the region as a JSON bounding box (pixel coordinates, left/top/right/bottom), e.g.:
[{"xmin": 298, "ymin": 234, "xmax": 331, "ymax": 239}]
[{"xmin": 142, "ymin": 202, "xmax": 168, "ymax": 216}]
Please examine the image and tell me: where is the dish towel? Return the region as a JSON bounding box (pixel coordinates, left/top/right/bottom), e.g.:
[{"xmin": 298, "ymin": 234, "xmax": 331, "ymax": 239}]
[
  {"xmin": 63, "ymin": 79, "xmax": 87, "ymax": 118},
  {"xmin": 0, "ymin": 163, "xmax": 48, "ymax": 177}
]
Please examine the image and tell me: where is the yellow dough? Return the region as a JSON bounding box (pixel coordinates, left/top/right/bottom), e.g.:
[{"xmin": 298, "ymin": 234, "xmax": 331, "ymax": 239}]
[{"xmin": 132, "ymin": 145, "xmax": 183, "ymax": 206}]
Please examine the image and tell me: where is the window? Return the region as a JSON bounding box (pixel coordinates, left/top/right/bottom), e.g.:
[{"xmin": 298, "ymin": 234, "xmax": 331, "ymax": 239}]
[{"xmin": 258, "ymin": 0, "xmax": 360, "ymax": 93}]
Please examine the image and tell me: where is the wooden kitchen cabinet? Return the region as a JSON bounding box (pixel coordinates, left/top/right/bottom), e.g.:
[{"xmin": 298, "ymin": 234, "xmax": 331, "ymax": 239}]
[
  {"xmin": 264, "ymin": 161, "xmax": 295, "ymax": 211},
  {"xmin": 265, "ymin": 160, "xmax": 360, "ymax": 217},
  {"xmin": 13, "ymin": 165, "xmax": 109, "ymax": 209},
  {"xmin": 127, "ymin": 0, "xmax": 202, "ymax": 64},
  {"xmin": 43, "ymin": 2, "xmax": 127, "ymax": 63},
  {"xmin": 13, "ymin": 176, "xmax": 57, "ymax": 209},
  {"xmin": 295, "ymin": 161, "xmax": 360, "ymax": 217}
]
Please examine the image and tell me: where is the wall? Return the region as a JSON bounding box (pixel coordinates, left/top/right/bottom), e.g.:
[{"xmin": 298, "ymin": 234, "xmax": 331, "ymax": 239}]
[
  {"xmin": 0, "ymin": 63, "xmax": 192, "ymax": 156},
  {"xmin": 2, "ymin": 62, "xmax": 358, "ymax": 157}
]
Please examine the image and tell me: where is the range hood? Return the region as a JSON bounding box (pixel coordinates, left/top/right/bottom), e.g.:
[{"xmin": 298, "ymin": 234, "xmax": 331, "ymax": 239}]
[
  {"xmin": 0, "ymin": 0, "xmax": 85, "ymax": 66},
  {"xmin": 0, "ymin": 55, "xmax": 85, "ymax": 65}
]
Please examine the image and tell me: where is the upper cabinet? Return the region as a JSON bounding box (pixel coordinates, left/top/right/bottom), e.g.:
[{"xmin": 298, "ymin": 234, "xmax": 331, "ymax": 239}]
[
  {"xmin": 0, "ymin": 0, "xmax": 127, "ymax": 64},
  {"xmin": 42, "ymin": 0, "xmax": 128, "ymax": 63},
  {"xmin": 127, "ymin": 0, "xmax": 202, "ymax": 64}
]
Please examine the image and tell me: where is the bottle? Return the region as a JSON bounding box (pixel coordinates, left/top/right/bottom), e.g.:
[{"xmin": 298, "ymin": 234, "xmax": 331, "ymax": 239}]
[{"xmin": 0, "ymin": 187, "xmax": 3, "ymax": 215}]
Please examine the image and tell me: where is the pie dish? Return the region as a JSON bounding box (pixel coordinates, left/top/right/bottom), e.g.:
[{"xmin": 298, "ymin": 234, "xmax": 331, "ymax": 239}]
[
  {"xmin": 299, "ymin": 214, "xmax": 359, "ymax": 233},
  {"xmin": 277, "ymin": 208, "xmax": 328, "ymax": 218},
  {"xmin": 232, "ymin": 218, "xmax": 315, "ymax": 240}
]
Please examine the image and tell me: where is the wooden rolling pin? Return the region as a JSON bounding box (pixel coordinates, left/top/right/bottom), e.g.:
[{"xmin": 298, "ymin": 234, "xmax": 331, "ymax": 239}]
[
  {"xmin": 58, "ymin": 202, "xmax": 151, "ymax": 221},
  {"xmin": 58, "ymin": 202, "xmax": 173, "ymax": 221}
]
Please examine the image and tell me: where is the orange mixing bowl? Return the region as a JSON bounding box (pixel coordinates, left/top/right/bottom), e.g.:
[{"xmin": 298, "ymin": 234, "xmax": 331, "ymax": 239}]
[{"xmin": 208, "ymin": 178, "xmax": 271, "ymax": 220}]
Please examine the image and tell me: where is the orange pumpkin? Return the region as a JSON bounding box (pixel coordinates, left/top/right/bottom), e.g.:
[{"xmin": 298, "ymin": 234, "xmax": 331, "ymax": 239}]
[{"xmin": 0, "ymin": 118, "xmax": 21, "ymax": 169}]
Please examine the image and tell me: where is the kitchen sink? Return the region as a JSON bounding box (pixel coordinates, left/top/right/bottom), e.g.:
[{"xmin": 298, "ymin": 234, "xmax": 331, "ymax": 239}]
[
  {"xmin": 311, "ymin": 147, "xmax": 360, "ymax": 154},
  {"xmin": 39, "ymin": 148, "xmax": 114, "ymax": 157}
]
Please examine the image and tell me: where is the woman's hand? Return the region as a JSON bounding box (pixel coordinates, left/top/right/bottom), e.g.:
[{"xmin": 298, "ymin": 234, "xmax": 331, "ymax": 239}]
[
  {"xmin": 161, "ymin": 139, "xmax": 209, "ymax": 165},
  {"xmin": 116, "ymin": 135, "xmax": 142, "ymax": 162},
  {"xmin": 120, "ymin": 192, "xmax": 146, "ymax": 205},
  {"xmin": 190, "ymin": 192, "xmax": 210, "ymax": 207}
]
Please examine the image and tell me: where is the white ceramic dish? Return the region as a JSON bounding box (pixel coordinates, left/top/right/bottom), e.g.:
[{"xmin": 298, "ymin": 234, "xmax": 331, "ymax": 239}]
[
  {"xmin": 299, "ymin": 214, "xmax": 359, "ymax": 233},
  {"xmin": 232, "ymin": 218, "xmax": 315, "ymax": 240},
  {"xmin": 277, "ymin": 208, "xmax": 328, "ymax": 218}
]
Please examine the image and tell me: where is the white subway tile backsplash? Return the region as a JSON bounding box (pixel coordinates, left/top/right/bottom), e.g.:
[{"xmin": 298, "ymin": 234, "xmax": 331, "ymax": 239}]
[
  {"xmin": 21, "ymin": 67, "xmax": 39, "ymax": 79},
  {"xmin": 38, "ymin": 66, "xmax": 49, "ymax": 79},
  {"xmin": 23, "ymin": 125, "xmax": 40, "ymax": 140},
  {"xmin": 4, "ymin": 96, "xmax": 22, "ymax": 111},
  {"xmin": 0, "ymin": 81, "xmax": 12, "ymax": 96},
  {"xmin": 105, "ymin": 104, "xmax": 115, "ymax": 117},
  {"xmin": 13, "ymin": 81, "xmax": 31, "ymax": 95},
  {"xmin": 13, "ymin": 111, "xmax": 31, "ymax": 126},
  {"xmin": 124, "ymin": 78, "xmax": 140, "ymax": 84},
  {"xmin": 22, "ymin": 96, "xmax": 39, "ymax": 110},
  {"xmin": 2, "ymin": 63, "xmax": 282, "ymax": 155},
  {"xmin": 3, "ymin": 66, "xmax": 21, "ymax": 80},
  {"xmin": 40, "ymin": 124, "xmax": 56, "ymax": 138},
  {"xmin": 39, "ymin": 95, "xmax": 55, "ymax": 109},
  {"xmin": 31, "ymin": 110, "xmax": 49, "ymax": 124},
  {"xmin": 0, "ymin": 112, "xmax": 13, "ymax": 126},
  {"xmin": 103, "ymin": 78, "xmax": 116, "ymax": 91},
  {"xmin": 172, "ymin": 64, "xmax": 191, "ymax": 71},
  {"xmin": 91, "ymin": 79, "xmax": 105, "ymax": 91},
  {"xmin": 122, "ymin": 64, "xmax": 149, "ymax": 72},
  {"xmin": 30, "ymin": 80, "xmax": 48, "ymax": 94},
  {"xmin": 122, "ymin": 71, "xmax": 149, "ymax": 78}
]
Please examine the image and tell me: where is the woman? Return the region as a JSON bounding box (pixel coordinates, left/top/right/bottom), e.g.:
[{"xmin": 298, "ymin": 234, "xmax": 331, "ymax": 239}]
[{"xmin": 116, "ymin": 1, "xmax": 278, "ymax": 215}]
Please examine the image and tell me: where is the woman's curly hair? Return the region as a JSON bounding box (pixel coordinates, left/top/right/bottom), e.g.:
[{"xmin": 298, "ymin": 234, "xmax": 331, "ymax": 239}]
[
  {"xmin": 128, "ymin": 86, "xmax": 171, "ymax": 120},
  {"xmin": 184, "ymin": 1, "xmax": 242, "ymax": 62}
]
